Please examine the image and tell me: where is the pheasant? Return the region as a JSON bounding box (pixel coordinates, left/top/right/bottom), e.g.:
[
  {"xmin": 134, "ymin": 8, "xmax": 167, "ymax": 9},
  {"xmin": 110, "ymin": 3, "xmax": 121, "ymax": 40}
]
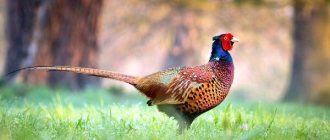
[{"xmin": 8, "ymin": 33, "xmax": 239, "ymax": 130}]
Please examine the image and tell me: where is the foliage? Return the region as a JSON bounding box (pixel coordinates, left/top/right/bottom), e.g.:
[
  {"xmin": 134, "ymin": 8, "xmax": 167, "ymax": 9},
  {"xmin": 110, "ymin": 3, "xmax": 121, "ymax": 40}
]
[{"xmin": 0, "ymin": 85, "xmax": 329, "ymax": 140}]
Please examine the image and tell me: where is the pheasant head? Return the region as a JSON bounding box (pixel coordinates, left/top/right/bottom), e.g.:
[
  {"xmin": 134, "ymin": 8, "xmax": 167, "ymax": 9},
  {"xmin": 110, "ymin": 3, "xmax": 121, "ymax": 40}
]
[{"xmin": 210, "ymin": 33, "xmax": 239, "ymax": 62}]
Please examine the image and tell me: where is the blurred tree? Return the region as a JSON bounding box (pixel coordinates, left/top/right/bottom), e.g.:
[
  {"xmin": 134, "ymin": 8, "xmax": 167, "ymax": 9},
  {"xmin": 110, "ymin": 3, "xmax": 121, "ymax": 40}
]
[
  {"xmin": 285, "ymin": 0, "xmax": 330, "ymax": 105},
  {"xmin": 2, "ymin": 0, "xmax": 103, "ymax": 90},
  {"xmin": 162, "ymin": 10, "xmax": 199, "ymax": 69},
  {"xmin": 153, "ymin": 1, "xmax": 216, "ymax": 69},
  {"xmin": 23, "ymin": 0, "xmax": 103, "ymax": 90},
  {"xmin": 4, "ymin": 0, "xmax": 41, "ymax": 82},
  {"xmin": 99, "ymin": 0, "xmax": 223, "ymax": 70}
]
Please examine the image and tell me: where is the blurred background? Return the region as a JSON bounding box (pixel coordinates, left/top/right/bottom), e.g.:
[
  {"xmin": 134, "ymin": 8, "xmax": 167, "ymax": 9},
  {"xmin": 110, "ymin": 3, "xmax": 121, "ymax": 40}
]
[{"xmin": 0, "ymin": 0, "xmax": 329, "ymax": 106}]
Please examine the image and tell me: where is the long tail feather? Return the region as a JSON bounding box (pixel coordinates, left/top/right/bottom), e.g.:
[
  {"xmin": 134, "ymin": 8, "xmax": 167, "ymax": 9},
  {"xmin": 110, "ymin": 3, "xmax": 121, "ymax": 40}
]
[{"xmin": 6, "ymin": 66, "xmax": 138, "ymax": 85}]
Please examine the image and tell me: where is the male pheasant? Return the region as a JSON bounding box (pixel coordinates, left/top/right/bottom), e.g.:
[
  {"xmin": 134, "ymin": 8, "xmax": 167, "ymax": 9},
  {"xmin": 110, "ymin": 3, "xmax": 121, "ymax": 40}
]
[{"xmin": 9, "ymin": 33, "xmax": 239, "ymax": 130}]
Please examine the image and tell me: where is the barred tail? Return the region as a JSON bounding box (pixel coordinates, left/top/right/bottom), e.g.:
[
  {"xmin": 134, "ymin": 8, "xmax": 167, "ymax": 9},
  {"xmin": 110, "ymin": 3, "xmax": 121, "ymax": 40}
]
[{"xmin": 7, "ymin": 66, "xmax": 138, "ymax": 85}]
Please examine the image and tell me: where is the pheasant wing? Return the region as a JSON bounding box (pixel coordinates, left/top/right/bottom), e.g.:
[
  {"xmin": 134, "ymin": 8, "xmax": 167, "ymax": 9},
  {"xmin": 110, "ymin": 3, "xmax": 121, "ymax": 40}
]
[{"xmin": 155, "ymin": 65, "xmax": 215, "ymax": 104}]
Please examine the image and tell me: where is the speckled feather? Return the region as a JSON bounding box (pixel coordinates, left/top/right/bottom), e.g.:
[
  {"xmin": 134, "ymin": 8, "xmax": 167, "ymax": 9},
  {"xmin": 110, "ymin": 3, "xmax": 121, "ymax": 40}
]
[{"xmin": 177, "ymin": 61, "xmax": 234, "ymax": 114}]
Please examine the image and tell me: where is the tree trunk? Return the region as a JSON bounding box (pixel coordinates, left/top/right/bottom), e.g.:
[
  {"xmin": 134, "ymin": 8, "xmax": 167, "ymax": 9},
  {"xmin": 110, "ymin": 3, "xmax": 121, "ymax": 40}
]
[
  {"xmin": 284, "ymin": 0, "xmax": 330, "ymax": 105},
  {"xmin": 25, "ymin": 0, "xmax": 103, "ymax": 90},
  {"xmin": 3, "ymin": 0, "xmax": 40, "ymax": 83}
]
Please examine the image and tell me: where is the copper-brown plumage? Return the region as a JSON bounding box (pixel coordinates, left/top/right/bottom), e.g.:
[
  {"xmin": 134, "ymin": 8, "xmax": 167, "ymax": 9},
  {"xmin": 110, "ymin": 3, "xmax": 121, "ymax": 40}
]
[{"xmin": 8, "ymin": 33, "xmax": 239, "ymax": 130}]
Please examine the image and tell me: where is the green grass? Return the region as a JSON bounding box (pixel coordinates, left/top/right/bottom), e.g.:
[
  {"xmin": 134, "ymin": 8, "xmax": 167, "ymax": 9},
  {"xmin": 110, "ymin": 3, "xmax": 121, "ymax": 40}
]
[{"xmin": 0, "ymin": 85, "xmax": 329, "ymax": 140}]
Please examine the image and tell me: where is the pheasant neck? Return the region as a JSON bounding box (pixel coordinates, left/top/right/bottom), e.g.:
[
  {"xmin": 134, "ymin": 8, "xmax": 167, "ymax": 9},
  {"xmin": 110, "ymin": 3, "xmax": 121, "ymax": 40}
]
[{"xmin": 209, "ymin": 40, "xmax": 233, "ymax": 62}]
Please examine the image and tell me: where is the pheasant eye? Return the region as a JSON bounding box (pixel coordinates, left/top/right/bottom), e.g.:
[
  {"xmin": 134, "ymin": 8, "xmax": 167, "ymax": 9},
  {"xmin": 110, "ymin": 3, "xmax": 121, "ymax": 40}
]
[{"xmin": 224, "ymin": 37, "xmax": 227, "ymax": 40}]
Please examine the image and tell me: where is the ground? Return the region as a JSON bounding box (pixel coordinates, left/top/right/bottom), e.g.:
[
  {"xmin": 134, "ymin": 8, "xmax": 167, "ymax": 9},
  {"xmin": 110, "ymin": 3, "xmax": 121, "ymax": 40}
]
[{"xmin": 0, "ymin": 85, "xmax": 329, "ymax": 140}]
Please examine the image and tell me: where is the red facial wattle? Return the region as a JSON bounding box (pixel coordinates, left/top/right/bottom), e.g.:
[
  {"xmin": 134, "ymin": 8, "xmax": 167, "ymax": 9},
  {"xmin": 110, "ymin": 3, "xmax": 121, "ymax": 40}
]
[{"xmin": 220, "ymin": 33, "xmax": 234, "ymax": 51}]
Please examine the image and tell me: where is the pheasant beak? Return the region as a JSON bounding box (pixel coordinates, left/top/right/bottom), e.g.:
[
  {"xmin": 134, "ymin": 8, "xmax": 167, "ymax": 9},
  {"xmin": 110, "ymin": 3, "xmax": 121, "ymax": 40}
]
[{"xmin": 231, "ymin": 37, "xmax": 240, "ymax": 43}]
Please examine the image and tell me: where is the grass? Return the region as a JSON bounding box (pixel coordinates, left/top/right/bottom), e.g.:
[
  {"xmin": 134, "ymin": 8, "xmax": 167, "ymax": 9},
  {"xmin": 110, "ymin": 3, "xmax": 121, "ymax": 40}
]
[{"xmin": 0, "ymin": 85, "xmax": 329, "ymax": 140}]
